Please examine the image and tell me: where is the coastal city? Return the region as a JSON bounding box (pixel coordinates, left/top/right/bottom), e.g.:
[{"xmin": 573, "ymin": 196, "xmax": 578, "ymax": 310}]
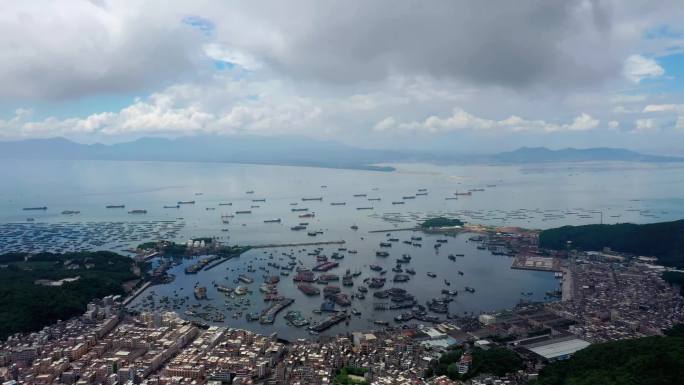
[
  {"xmin": 3, "ymin": 2, "xmax": 684, "ymax": 384},
  {"xmin": 2, "ymin": 225, "xmax": 682, "ymax": 385}
]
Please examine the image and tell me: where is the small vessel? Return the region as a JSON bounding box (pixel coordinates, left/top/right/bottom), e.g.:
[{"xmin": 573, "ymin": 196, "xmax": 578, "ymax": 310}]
[
  {"xmin": 61, "ymin": 210, "xmax": 80, "ymax": 215},
  {"xmin": 194, "ymin": 286, "xmax": 207, "ymax": 300},
  {"xmin": 105, "ymin": 204, "xmax": 125, "ymax": 209},
  {"xmin": 427, "ymin": 272, "xmax": 436, "ymax": 278},
  {"xmin": 164, "ymin": 205, "xmax": 180, "ymax": 209},
  {"xmin": 235, "ymin": 210, "xmax": 252, "ymax": 214},
  {"xmin": 177, "ymin": 200, "xmax": 195, "ymax": 205},
  {"xmin": 128, "ymin": 209, "xmax": 147, "ymax": 214},
  {"xmin": 350, "ymin": 225, "xmax": 359, "ymax": 230},
  {"xmin": 22, "ymin": 207, "xmax": 47, "ymax": 211},
  {"xmin": 264, "ymin": 218, "xmax": 282, "ymax": 223}
]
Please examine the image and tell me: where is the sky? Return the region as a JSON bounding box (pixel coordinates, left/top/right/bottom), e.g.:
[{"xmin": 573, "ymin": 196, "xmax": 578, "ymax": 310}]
[{"xmin": 1, "ymin": 0, "xmax": 684, "ymax": 154}]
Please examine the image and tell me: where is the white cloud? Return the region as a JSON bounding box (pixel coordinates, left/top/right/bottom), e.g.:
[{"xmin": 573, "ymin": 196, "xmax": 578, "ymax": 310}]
[
  {"xmin": 623, "ymin": 55, "xmax": 665, "ymax": 83},
  {"xmin": 373, "ymin": 117, "xmax": 398, "ymax": 131},
  {"xmin": 566, "ymin": 113, "xmax": 600, "ymax": 131},
  {"xmin": 643, "ymin": 104, "xmax": 684, "ymax": 113},
  {"xmin": 203, "ymin": 43, "xmax": 262, "ymax": 70},
  {"xmin": 0, "ymin": 76, "xmax": 325, "ymax": 139},
  {"xmin": 373, "ymin": 109, "xmax": 599, "ymax": 134},
  {"xmin": 633, "ymin": 118, "xmax": 657, "ymax": 133},
  {"xmin": 608, "ymin": 120, "xmax": 620, "ymax": 129}
]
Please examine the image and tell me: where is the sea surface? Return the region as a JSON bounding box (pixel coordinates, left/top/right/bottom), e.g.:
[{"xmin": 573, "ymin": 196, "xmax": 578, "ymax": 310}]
[{"xmin": 2, "ymin": 159, "xmax": 683, "ymax": 339}]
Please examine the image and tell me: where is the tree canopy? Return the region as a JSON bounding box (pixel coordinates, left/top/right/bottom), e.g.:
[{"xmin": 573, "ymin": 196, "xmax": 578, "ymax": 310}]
[
  {"xmin": 0, "ymin": 251, "xmax": 138, "ymax": 340},
  {"xmin": 535, "ymin": 328, "xmax": 684, "ymax": 385},
  {"xmin": 539, "ymin": 219, "xmax": 684, "ymax": 267}
]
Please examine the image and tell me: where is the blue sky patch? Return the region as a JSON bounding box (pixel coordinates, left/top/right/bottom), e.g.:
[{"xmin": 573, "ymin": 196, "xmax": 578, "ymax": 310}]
[{"xmin": 182, "ymin": 16, "xmax": 215, "ymax": 35}]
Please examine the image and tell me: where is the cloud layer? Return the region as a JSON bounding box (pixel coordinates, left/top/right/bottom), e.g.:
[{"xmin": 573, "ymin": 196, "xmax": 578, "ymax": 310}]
[{"xmin": 1, "ymin": 0, "xmax": 684, "ymax": 153}]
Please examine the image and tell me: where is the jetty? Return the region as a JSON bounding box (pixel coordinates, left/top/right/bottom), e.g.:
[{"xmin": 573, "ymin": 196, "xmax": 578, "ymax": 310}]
[
  {"xmin": 122, "ymin": 281, "xmax": 152, "ymax": 306},
  {"xmin": 252, "ymin": 240, "xmax": 345, "ymax": 249},
  {"xmin": 368, "ymin": 227, "xmax": 419, "ymax": 233}
]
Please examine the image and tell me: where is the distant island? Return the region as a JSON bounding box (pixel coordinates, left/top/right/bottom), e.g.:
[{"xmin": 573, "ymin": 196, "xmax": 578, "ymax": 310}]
[
  {"xmin": 0, "ymin": 136, "xmax": 681, "ymax": 171},
  {"xmin": 539, "ymin": 219, "xmax": 684, "ymax": 268},
  {"xmin": 420, "ymin": 217, "xmax": 465, "ymax": 229},
  {"xmin": 0, "ymin": 251, "xmax": 141, "ymax": 340}
]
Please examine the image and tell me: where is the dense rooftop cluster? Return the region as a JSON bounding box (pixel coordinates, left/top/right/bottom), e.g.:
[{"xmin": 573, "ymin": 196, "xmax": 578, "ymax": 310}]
[
  {"xmin": 1, "ymin": 245, "xmax": 683, "ymax": 385},
  {"xmin": 546, "ymin": 256, "xmax": 684, "ymax": 342}
]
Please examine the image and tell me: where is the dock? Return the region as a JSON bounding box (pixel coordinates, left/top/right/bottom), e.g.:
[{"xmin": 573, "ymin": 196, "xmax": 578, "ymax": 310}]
[
  {"xmin": 561, "ymin": 267, "xmax": 573, "ymax": 301},
  {"xmin": 511, "ymin": 256, "xmax": 562, "ymax": 272},
  {"xmin": 203, "ymin": 254, "xmax": 240, "ymax": 271}
]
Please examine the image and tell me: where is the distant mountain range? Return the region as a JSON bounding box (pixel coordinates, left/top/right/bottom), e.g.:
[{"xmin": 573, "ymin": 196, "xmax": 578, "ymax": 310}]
[
  {"xmin": 492, "ymin": 146, "xmax": 683, "ymax": 163},
  {"xmin": 0, "ymin": 137, "xmax": 682, "ymax": 170},
  {"xmin": 0, "ymin": 136, "xmax": 400, "ymax": 171}
]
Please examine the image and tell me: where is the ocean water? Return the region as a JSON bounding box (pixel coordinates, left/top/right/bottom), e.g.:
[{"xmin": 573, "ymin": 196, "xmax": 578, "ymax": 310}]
[{"xmin": 2, "ymin": 159, "xmax": 683, "ymax": 339}]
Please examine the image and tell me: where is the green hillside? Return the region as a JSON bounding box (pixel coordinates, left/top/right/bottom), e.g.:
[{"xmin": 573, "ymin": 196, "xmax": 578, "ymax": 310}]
[
  {"xmin": 0, "ymin": 251, "xmax": 139, "ymax": 340},
  {"xmin": 535, "ymin": 326, "xmax": 684, "ymax": 385},
  {"xmin": 539, "ymin": 220, "xmax": 684, "ymax": 267}
]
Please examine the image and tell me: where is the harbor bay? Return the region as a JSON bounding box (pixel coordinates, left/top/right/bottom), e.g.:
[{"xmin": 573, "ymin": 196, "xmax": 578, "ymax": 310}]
[{"xmin": 2, "ymin": 159, "xmax": 684, "ymax": 340}]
